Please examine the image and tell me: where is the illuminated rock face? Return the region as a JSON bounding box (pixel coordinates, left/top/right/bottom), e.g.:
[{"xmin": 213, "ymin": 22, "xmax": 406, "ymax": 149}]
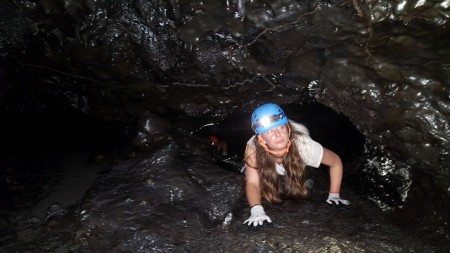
[{"xmin": 0, "ymin": 0, "xmax": 448, "ymax": 251}]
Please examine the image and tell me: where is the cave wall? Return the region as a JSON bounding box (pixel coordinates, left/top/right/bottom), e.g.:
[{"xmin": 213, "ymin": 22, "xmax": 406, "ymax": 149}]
[{"xmin": 1, "ymin": 0, "xmax": 449, "ymax": 232}]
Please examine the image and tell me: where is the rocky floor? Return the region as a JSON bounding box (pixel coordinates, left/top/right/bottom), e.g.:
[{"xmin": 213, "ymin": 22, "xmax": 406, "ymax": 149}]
[{"xmin": 1, "ymin": 137, "xmax": 447, "ymax": 253}]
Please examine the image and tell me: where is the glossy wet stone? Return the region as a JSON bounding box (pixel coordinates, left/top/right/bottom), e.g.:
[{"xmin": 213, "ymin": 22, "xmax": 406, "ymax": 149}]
[{"xmin": 0, "ymin": 0, "xmax": 449, "ymax": 251}]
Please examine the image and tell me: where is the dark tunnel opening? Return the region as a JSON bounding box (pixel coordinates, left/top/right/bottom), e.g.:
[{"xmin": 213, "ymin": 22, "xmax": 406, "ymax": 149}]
[
  {"xmin": 201, "ymin": 102, "xmax": 412, "ymax": 214},
  {"xmin": 1, "ymin": 101, "xmax": 367, "ymax": 206},
  {"xmin": 0, "ymin": 100, "xmax": 418, "ymax": 229},
  {"xmin": 0, "ymin": 107, "xmax": 131, "ymax": 211},
  {"xmin": 191, "ymin": 102, "xmax": 367, "ymax": 187},
  {"xmin": 1, "ymin": 100, "xmax": 447, "ymax": 250},
  {"xmin": 0, "ymin": 110, "xmax": 129, "ymax": 157}
]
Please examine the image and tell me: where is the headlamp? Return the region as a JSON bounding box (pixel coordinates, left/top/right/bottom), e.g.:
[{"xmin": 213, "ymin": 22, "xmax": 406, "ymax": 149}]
[{"xmin": 252, "ymin": 113, "xmax": 285, "ymax": 131}]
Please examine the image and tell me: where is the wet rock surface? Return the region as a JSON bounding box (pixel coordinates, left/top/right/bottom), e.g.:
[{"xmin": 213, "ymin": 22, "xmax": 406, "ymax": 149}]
[
  {"xmin": 0, "ymin": 0, "xmax": 449, "ymax": 252},
  {"xmin": 0, "ymin": 107, "xmax": 447, "ymax": 252},
  {"xmin": 0, "ymin": 139, "xmax": 446, "ymax": 252}
]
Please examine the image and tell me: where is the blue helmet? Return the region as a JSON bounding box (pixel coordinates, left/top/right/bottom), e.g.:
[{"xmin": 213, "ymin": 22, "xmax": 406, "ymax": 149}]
[{"xmin": 251, "ymin": 103, "xmax": 288, "ymax": 134}]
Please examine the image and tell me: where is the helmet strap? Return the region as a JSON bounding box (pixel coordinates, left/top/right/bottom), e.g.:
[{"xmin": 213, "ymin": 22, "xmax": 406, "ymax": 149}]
[{"xmin": 257, "ymin": 125, "xmax": 292, "ymax": 156}]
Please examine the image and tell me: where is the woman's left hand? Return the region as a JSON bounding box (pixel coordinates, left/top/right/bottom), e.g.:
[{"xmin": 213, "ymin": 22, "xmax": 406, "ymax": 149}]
[{"xmin": 326, "ymin": 193, "xmax": 350, "ymax": 205}]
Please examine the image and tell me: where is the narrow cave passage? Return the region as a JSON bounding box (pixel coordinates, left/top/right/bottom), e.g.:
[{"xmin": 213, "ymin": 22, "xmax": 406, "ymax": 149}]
[
  {"xmin": 1, "ymin": 101, "xmax": 446, "ymax": 252},
  {"xmin": 1, "ymin": 101, "xmax": 367, "ymax": 211},
  {"xmin": 191, "ymin": 102, "xmax": 366, "ymax": 185}
]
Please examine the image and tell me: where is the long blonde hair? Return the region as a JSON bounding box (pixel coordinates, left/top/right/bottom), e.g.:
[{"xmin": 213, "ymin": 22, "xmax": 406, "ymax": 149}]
[{"xmin": 250, "ymin": 123, "xmax": 308, "ymax": 203}]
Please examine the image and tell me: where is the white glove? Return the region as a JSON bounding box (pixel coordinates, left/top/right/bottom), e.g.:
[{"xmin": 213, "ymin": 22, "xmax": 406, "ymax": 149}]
[
  {"xmin": 243, "ymin": 205, "xmax": 272, "ymax": 227},
  {"xmin": 326, "ymin": 193, "xmax": 350, "ymax": 205}
]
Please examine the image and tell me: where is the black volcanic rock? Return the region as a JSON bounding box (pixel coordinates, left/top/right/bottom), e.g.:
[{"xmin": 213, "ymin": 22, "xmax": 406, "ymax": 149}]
[{"xmin": 0, "ymin": 0, "xmax": 448, "ymax": 251}]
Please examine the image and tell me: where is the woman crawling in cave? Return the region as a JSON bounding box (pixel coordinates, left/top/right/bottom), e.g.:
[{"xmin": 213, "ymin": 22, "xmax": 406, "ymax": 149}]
[{"xmin": 243, "ymin": 103, "xmax": 350, "ymax": 227}]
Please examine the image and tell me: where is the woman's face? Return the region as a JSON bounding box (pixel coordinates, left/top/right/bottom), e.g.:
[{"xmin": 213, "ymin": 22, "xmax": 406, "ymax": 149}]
[{"xmin": 260, "ymin": 124, "xmax": 290, "ymax": 151}]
